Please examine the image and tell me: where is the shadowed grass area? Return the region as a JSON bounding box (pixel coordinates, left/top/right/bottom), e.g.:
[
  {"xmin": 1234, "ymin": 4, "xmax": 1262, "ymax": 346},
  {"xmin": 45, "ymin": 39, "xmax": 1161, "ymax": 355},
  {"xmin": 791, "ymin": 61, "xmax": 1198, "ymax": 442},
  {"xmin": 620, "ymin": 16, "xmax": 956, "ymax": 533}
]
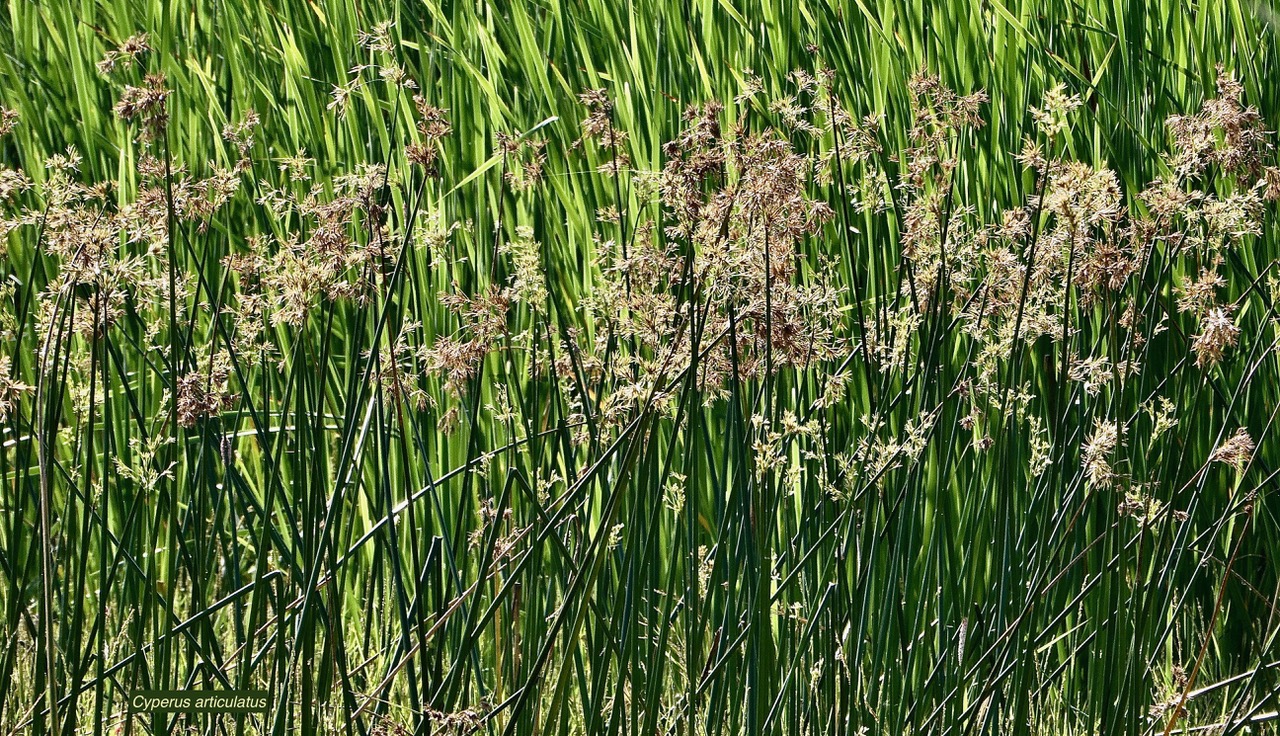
[{"xmin": 1, "ymin": 0, "xmax": 1279, "ymax": 734}]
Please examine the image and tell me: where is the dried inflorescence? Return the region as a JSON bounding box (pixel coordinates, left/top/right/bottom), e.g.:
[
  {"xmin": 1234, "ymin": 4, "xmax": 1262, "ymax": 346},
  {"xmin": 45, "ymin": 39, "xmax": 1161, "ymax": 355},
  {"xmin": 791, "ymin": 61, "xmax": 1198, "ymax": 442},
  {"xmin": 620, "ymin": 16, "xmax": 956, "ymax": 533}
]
[
  {"xmin": 423, "ymin": 286, "xmax": 510, "ymax": 395},
  {"xmin": 940, "ymin": 64, "xmax": 1275, "ymax": 448},
  {"xmin": 97, "ymin": 33, "xmax": 150, "ymax": 75},
  {"xmin": 565, "ymin": 86, "xmax": 844, "ymax": 421},
  {"xmin": 4, "ymin": 28, "xmax": 1273, "ymax": 556},
  {"xmin": 114, "ymin": 73, "xmax": 170, "ymax": 141},
  {"xmin": 895, "ymin": 70, "xmax": 989, "ymax": 317},
  {"xmin": 222, "ymin": 110, "xmax": 261, "ymax": 172},
  {"xmin": 1082, "ymin": 419, "xmax": 1121, "ymax": 489},
  {"xmin": 496, "ymin": 132, "xmax": 547, "ymax": 191},
  {"xmin": 1167, "ymin": 65, "xmax": 1271, "ymax": 180},
  {"xmin": 0, "ymin": 355, "xmax": 31, "ymax": 422},
  {"xmin": 1031, "ymin": 84, "xmax": 1083, "ymax": 138},
  {"xmin": 674, "ymin": 121, "xmax": 836, "ymax": 385},
  {"xmin": 246, "ymin": 161, "xmax": 399, "ymax": 326},
  {"xmin": 1192, "ymin": 306, "xmax": 1240, "ymax": 368},
  {"xmin": 578, "ymin": 87, "xmax": 629, "ymax": 170},
  {"xmin": 499, "ymin": 225, "xmax": 547, "ymax": 306},
  {"xmin": 0, "ymin": 106, "xmax": 18, "ymax": 137},
  {"xmin": 3, "ymin": 24, "xmax": 1279, "ymax": 731},
  {"xmin": 1210, "ymin": 428, "xmax": 1255, "ymax": 472},
  {"xmin": 330, "ymin": 21, "xmax": 418, "ymax": 117},
  {"xmin": 406, "ymin": 95, "xmax": 451, "ymax": 177},
  {"xmin": 176, "ymin": 352, "xmax": 237, "ymax": 427}
]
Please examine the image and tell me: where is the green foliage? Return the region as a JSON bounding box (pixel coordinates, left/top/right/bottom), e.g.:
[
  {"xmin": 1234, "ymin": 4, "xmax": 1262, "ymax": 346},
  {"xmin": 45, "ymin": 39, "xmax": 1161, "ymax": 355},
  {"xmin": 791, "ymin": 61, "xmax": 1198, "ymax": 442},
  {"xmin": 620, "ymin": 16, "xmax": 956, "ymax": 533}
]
[{"xmin": 0, "ymin": 1, "xmax": 1278, "ymax": 734}]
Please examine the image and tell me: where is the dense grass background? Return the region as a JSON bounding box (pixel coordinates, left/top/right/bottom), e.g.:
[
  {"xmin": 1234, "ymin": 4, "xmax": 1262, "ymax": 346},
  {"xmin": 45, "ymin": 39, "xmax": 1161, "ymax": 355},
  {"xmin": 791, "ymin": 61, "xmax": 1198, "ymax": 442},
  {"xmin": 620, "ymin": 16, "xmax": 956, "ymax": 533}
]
[{"xmin": 1, "ymin": 0, "xmax": 1279, "ymax": 734}]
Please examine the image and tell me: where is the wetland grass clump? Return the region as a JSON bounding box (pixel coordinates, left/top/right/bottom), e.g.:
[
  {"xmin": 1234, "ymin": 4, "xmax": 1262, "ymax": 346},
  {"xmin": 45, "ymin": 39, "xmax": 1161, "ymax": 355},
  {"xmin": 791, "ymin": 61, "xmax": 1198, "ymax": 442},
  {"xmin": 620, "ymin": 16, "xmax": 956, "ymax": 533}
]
[{"xmin": 1, "ymin": 1, "xmax": 1279, "ymax": 734}]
